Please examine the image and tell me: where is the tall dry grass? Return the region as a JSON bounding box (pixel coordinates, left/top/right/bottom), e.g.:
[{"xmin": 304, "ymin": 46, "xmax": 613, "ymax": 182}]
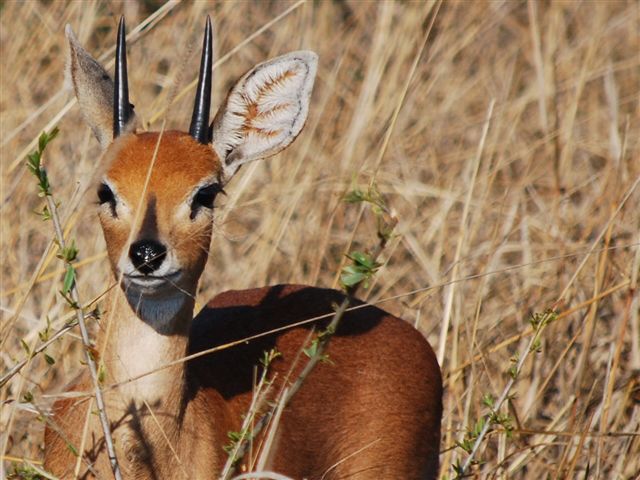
[{"xmin": 1, "ymin": 1, "xmax": 639, "ymax": 478}]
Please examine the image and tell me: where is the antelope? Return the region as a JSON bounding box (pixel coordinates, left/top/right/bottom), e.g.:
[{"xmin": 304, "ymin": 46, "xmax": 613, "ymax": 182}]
[{"xmin": 44, "ymin": 17, "xmax": 442, "ymax": 479}]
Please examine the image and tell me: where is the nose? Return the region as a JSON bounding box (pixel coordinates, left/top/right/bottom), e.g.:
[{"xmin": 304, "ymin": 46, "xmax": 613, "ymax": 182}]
[{"xmin": 129, "ymin": 239, "xmax": 167, "ymax": 275}]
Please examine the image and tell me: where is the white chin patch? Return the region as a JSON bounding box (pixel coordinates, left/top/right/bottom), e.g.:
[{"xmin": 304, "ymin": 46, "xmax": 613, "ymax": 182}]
[{"xmin": 124, "ymin": 289, "xmax": 186, "ymax": 331}]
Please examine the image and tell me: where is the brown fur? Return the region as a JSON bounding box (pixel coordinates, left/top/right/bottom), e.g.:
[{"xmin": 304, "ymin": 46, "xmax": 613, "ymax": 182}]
[
  {"xmin": 45, "ymin": 285, "xmax": 442, "ymax": 478},
  {"xmin": 98, "ymin": 131, "xmax": 221, "ymax": 282}
]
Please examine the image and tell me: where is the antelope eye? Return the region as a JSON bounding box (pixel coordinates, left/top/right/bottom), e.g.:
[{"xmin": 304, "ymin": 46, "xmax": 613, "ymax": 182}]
[
  {"xmin": 191, "ymin": 183, "xmax": 222, "ymax": 219},
  {"xmin": 97, "ymin": 182, "xmax": 115, "ymax": 204},
  {"xmin": 97, "ymin": 182, "xmax": 117, "ymax": 216}
]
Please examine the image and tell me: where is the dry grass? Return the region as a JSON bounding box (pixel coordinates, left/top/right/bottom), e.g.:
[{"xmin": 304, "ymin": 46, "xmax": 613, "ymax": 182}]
[{"xmin": 1, "ymin": 0, "xmax": 639, "ymax": 478}]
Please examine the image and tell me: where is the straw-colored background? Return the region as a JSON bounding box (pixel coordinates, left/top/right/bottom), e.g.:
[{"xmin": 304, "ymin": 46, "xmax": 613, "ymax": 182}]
[{"xmin": 1, "ymin": 1, "xmax": 639, "ymax": 478}]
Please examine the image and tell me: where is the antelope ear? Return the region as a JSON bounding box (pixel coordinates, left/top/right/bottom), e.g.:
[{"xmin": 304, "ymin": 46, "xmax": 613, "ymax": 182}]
[
  {"xmin": 211, "ymin": 51, "xmax": 318, "ymax": 182},
  {"xmin": 65, "ymin": 25, "xmax": 115, "ymax": 149}
]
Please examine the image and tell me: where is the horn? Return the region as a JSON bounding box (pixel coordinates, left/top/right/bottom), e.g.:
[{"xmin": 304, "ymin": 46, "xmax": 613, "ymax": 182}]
[
  {"xmin": 114, "ymin": 16, "xmax": 132, "ymax": 138},
  {"xmin": 189, "ymin": 16, "xmax": 213, "ymax": 144}
]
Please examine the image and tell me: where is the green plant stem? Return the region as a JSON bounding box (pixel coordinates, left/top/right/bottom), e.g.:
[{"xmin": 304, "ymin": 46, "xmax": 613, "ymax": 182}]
[
  {"xmin": 458, "ymin": 315, "xmax": 552, "ymax": 476},
  {"xmin": 220, "ymin": 353, "xmax": 276, "ymax": 478},
  {"xmin": 230, "ymin": 215, "xmax": 398, "ymax": 471},
  {"xmin": 44, "ymin": 195, "xmax": 123, "ymax": 480},
  {"xmin": 284, "ymin": 224, "xmax": 393, "ymax": 401},
  {"xmin": 23, "ymin": 394, "xmax": 101, "ymax": 478},
  {"xmin": 0, "ymin": 318, "xmax": 78, "ymax": 388}
]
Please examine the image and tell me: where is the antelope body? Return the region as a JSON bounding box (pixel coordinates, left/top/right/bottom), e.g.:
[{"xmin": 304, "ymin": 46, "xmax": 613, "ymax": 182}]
[{"xmin": 44, "ymin": 18, "xmax": 442, "ymax": 479}]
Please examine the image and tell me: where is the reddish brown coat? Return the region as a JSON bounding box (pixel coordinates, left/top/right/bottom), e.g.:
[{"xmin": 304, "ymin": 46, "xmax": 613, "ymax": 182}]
[{"xmin": 45, "ymin": 284, "xmax": 442, "ymax": 478}]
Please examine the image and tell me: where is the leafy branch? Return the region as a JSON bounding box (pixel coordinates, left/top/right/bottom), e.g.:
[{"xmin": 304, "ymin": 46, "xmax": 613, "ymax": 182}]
[
  {"xmin": 454, "ymin": 309, "xmax": 557, "ymax": 477},
  {"xmin": 223, "ymin": 183, "xmax": 398, "ymax": 473},
  {"xmin": 220, "ymin": 348, "xmax": 280, "ymax": 477},
  {"xmin": 2, "ymin": 317, "xmax": 75, "ymax": 388},
  {"xmin": 25, "ymin": 128, "xmax": 123, "ymax": 480}
]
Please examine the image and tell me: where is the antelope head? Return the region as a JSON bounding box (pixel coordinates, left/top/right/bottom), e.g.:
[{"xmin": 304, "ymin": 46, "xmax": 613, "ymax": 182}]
[{"xmin": 66, "ymin": 18, "xmax": 318, "ymax": 329}]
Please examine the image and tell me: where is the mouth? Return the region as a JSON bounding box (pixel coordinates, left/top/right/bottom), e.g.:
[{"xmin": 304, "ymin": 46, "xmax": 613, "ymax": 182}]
[{"xmin": 123, "ymin": 270, "xmax": 182, "ymax": 291}]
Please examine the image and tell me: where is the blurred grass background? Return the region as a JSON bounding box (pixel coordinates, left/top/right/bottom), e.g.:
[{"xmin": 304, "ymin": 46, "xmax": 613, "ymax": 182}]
[{"xmin": 1, "ymin": 0, "xmax": 639, "ymax": 478}]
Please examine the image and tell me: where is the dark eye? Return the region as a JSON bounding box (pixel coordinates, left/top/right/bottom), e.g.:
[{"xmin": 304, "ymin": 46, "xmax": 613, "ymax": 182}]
[
  {"xmin": 191, "ymin": 184, "xmax": 222, "ymax": 219},
  {"xmin": 97, "ymin": 182, "xmax": 117, "ymax": 215}
]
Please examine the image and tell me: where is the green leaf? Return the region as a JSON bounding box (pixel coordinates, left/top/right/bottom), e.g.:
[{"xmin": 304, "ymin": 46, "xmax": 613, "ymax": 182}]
[
  {"xmin": 346, "ymin": 251, "xmax": 380, "ymax": 270},
  {"xmin": 38, "ymin": 127, "xmax": 59, "ymax": 152},
  {"xmin": 344, "ymin": 188, "xmax": 366, "ymax": 204},
  {"xmin": 456, "ymin": 439, "xmax": 472, "ymax": 454},
  {"xmin": 26, "ymin": 152, "xmax": 40, "ymax": 175},
  {"xmin": 27, "ymin": 127, "xmax": 58, "ymax": 198},
  {"xmin": 62, "ymin": 241, "xmax": 79, "ymax": 262},
  {"xmin": 48, "ymin": 126, "xmax": 60, "ymax": 143},
  {"xmin": 62, "ymin": 264, "xmax": 76, "ymax": 294},
  {"xmin": 20, "ymin": 338, "xmax": 31, "ymax": 356},
  {"xmin": 347, "ymin": 251, "xmax": 369, "ymax": 266},
  {"xmin": 38, "ymin": 132, "xmax": 47, "ymax": 152},
  {"xmin": 40, "ymin": 204, "xmax": 52, "ymax": 221},
  {"xmin": 39, "ymin": 316, "xmax": 52, "ymax": 342},
  {"xmin": 303, "ymin": 339, "xmax": 320, "ymax": 358},
  {"xmin": 340, "ymin": 267, "xmax": 366, "ymax": 287},
  {"xmin": 22, "ymin": 391, "xmax": 34, "ymax": 403},
  {"xmin": 260, "ymin": 348, "xmax": 280, "ymax": 367},
  {"xmin": 44, "ymin": 353, "xmax": 56, "ymax": 365},
  {"xmin": 37, "ymin": 169, "xmax": 51, "ymax": 196}
]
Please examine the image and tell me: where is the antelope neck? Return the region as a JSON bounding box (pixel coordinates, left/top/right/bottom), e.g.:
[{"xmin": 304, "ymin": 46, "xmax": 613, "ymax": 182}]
[{"xmin": 99, "ymin": 285, "xmax": 193, "ymax": 406}]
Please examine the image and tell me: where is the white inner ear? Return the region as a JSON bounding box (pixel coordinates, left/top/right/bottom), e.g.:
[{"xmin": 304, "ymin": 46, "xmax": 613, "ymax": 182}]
[{"xmin": 212, "ymin": 51, "xmax": 318, "ymax": 178}]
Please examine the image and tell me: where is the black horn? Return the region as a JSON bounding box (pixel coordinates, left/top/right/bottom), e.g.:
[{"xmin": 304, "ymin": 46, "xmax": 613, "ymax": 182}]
[
  {"xmin": 189, "ymin": 16, "xmax": 213, "ymax": 144},
  {"xmin": 114, "ymin": 16, "xmax": 132, "ymax": 138}
]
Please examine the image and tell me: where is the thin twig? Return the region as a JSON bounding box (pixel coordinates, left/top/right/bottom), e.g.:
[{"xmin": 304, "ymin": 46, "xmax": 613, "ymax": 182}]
[
  {"xmin": 457, "ymin": 174, "xmax": 640, "ymax": 476},
  {"xmin": 220, "ymin": 351, "xmax": 278, "ymax": 478},
  {"xmin": 224, "ymin": 193, "xmax": 398, "ymax": 472},
  {"xmin": 19, "ymin": 130, "xmax": 123, "ymax": 479},
  {"xmin": 459, "ymin": 312, "xmax": 554, "ymax": 474},
  {"xmin": 254, "ymin": 386, "xmax": 289, "ymax": 472},
  {"xmin": 0, "ymin": 287, "xmax": 113, "ymax": 387},
  {"xmin": 0, "ymin": 318, "xmax": 78, "ymax": 387},
  {"xmin": 20, "ymin": 397, "xmax": 100, "ymax": 478},
  {"xmin": 44, "ymin": 188, "xmax": 122, "ymax": 479}
]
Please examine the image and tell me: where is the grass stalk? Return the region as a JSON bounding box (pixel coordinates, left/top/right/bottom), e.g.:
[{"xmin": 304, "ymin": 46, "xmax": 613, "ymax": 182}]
[
  {"xmin": 458, "ymin": 310, "xmax": 557, "ymax": 475},
  {"xmin": 25, "ymin": 129, "xmax": 122, "ymax": 479}
]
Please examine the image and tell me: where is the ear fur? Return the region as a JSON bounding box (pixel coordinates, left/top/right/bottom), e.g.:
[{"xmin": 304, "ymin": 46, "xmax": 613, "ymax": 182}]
[
  {"xmin": 211, "ymin": 51, "xmax": 318, "ymax": 181},
  {"xmin": 65, "ymin": 25, "xmax": 117, "ymax": 149}
]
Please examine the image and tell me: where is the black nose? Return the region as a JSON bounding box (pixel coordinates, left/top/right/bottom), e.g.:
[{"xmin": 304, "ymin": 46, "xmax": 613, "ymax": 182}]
[{"xmin": 129, "ymin": 239, "xmax": 167, "ymax": 275}]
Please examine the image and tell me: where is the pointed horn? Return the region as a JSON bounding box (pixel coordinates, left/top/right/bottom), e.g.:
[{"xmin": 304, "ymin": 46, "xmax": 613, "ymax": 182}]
[
  {"xmin": 189, "ymin": 16, "xmax": 213, "ymax": 144},
  {"xmin": 114, "ymin": 16, "xmax": 132, "ymax": 138}
]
